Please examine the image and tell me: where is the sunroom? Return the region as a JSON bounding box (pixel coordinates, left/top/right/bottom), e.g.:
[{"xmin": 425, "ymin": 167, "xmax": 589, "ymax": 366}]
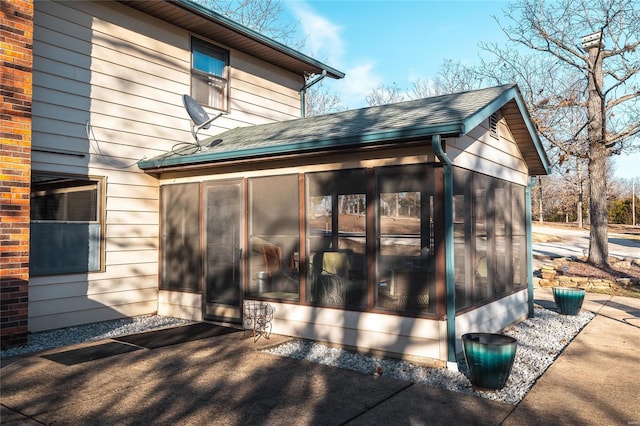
[{"xmin": 139, "ymin": 84, "xmax": 550, "ymax": 366}]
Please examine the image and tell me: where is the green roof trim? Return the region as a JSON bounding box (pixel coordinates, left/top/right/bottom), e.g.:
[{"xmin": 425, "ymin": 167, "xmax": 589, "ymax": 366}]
[
  {"xmin": 139, "ymin": 84, "xmax": 551, "ymax": 174},
  {"xmin": 172, "ymin": 0, "xmax": 344, "ymax": 79}
]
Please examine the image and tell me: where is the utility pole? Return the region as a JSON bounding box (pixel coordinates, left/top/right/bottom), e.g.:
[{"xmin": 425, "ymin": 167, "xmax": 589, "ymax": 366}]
[
  {"xmin": 633, "ymin": 178, "xmax": 636, "ymax": 227},
  {"xmin": 577, "ymin": 162, "xmax": 583, "ymax": 229}
]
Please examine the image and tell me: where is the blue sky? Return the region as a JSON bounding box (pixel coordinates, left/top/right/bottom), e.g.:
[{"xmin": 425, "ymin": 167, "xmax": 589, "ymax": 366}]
[
  {"xmin": 286, "ymin": 0, "xmax": 511, "ymax": 108},
  {"xmin": 282, "ymin": 0, "xmax": 638, "ymax": 179}
]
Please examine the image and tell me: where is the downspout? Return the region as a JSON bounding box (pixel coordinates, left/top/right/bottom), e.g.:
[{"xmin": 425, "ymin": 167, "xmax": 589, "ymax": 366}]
[
  {"xmin": 299, "ymin": 70, "xmax": 327, "ymax": 118},
  {"xmin": 526, "ymin": 177, "xmax": 536, "ymax": 318},
  {"xmin": 431, "ymin": 135, "xmax": 457, "ymax": 369}
]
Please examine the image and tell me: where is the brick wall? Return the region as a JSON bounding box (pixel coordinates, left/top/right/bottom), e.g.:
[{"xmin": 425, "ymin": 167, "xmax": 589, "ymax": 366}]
[{"xmin": 1, "ymin": 0, "xmax": 34, "ymax": 349}]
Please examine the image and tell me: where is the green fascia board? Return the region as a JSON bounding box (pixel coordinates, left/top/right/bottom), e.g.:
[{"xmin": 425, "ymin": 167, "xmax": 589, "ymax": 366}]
[
  {"xmin": 137, "ymin": 122, "xmax": 464, "ymax": 170},
  {"xmin": 511, "ymin": 90, "xmax": 553, "ymax": 175},
  {"xmin": 461, "ymin": 85, "xmax": 517, "ymax": 134},
  {"xmin": 461, "ymin": 84, "xmax": 552, "ymax": 175},
  {"xmin": 173, "ymin": 0, "xmax": 345, "ymax": 79}
]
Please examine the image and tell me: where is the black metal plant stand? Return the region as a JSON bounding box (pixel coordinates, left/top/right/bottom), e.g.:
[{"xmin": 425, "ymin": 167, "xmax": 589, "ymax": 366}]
[{"xmin": 243, "ymin": 301, "xmax": 274, "ymax": 342}]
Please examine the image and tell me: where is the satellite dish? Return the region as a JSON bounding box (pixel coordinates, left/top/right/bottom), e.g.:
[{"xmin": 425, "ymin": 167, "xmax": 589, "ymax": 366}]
[
  {"xmin": 183, "ymin": 94, "xmax": 211, "ymax": 129},
  {"xmin": 181, "ymin": 94, "xmax": 225, "ymax": 148}
]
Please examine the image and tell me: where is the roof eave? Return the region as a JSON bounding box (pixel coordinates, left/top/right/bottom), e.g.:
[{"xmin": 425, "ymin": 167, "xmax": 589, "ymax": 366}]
[
  {"xmin": 461, "ymin": 84, "xmax": 551, "ymax": 176},
  {"xmin": 170, "ymin": 0, "xmax": 345, "ymax": 79},
  {"xmin": 511, "ymin": 90, "xmax": 552, "ymax": 175},
  {"xmin": 138, "ymin": 123, "xmax": 463, "ymax": 171}
]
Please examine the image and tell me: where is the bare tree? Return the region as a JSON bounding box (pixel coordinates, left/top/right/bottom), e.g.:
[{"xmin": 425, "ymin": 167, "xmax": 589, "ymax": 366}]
[
  {"xmin": 409, "ymin": 60, "xmax": 484, "ymax": 99},
  {"xmin": 305, "ymin": 82, "xmax": 345, "ymax": 117},
  {"xmin": 485, "ymin": 0, "xmax": 640, "ymax": 267},
  {"xmin": 366, "ymin": 82, "xmax": 405, "ymax": 106},
  {"xmin": 199, "ymin": 0, "xmax": 299, "ymax": 46}
]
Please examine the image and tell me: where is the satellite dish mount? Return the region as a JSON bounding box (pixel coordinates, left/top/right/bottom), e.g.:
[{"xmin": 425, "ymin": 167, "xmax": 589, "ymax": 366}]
[{"xmin": 182, "ymin": 94, "xmax": 223, "ymax": 149}]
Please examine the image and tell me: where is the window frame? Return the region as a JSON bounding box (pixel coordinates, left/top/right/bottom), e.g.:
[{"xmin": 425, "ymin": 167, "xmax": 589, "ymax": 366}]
[
  {"xmin": 247, "ymin": 174, "xmax": 301, "ymax": 301},
  {"xmin": 374, "ymin": 164, "xmax": 437, "ymax": 315},
  {"xmin": 305, "ymin": 169, "xmax": 369, "ymax": 308},
  {"xmin": 160, "ymin": 182, "xmax": 202, "ymax": 293},
  {"xmin": 191, "ymin": 37, "xmax": 230, "ymax": 112},
  {"xmin": 29, "ymin": 172, "xmax": 105, "ymax": 276}
]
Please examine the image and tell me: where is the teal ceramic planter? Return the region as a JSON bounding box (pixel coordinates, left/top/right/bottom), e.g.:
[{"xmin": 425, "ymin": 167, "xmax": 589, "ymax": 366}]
[
  {"xmin": 552, "ymin": 287, "xmax": 585, "ymax": 316},
  {"xmin": 462, "ymin": 333, "xmax": 517, "ymax": 390}
]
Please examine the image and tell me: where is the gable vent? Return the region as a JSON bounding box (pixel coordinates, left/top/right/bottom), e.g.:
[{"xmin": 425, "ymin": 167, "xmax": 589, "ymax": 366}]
[{"xmin": 489, "ymin": 112, "xmax": 499, "ymax": 139}]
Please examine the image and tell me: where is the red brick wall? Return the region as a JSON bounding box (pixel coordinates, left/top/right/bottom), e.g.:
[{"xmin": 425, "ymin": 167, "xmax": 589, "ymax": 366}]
[{"xmin": 1, "ymin": 0, "xmax": 34, "ymax": 349}]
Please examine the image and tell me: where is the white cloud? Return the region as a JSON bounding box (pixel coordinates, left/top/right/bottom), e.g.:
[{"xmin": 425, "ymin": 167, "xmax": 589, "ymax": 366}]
[
  {"xmin": 340, "ymin": 63, "xmax": 382, "ymax": 108},
  {"xmin": 287, "ymin": 1, "xmax": 344, "ymax": 65},
  {"xmin": 286, "ymin": 1, "xmax": 381, "ymax": 108}
]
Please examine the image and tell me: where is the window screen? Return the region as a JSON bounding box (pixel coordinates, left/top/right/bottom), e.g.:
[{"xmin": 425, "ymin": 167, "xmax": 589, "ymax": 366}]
[
  {"xmin": 375, "ymin": 164, "xmax": 436, "ymax": 314},
  {"xmin": 248, "ymin": 175, "xmax": 300, "ymax": 301},
  {"xmin": 161, "ymin": 183, "xmax": 201, "ymax": 292},
  {"xmin": 306, "ymin": 169, "xmax": 368, "ymax": 308},
  {"xmin": 30, "ymin": 173, "xmax": 103, "ymax": 275}
]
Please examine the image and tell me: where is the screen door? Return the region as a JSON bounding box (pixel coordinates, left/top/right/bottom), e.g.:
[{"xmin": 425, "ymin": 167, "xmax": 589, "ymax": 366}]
[{"xmin": 203, "ymin": 180, "xmax": 243, "ymax": 322}]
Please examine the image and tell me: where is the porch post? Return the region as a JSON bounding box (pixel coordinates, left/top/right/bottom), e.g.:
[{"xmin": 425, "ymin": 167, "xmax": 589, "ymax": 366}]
[
  {"xmin": 431, "ymin": 135, "xmax": 456, "ymax": 368},
  {"xmin": 526, "ymin": 178, "xmax": 536, "ymax": 318}
]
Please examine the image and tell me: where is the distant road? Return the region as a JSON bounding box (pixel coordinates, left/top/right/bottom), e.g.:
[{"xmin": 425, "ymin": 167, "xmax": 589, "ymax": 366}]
[{"xmin": 531, "ymin": 224, "xmax": 640, "ymax": 262}]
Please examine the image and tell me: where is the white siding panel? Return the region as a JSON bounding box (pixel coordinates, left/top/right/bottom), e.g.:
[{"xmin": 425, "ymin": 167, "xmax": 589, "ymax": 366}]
[
  {"xmin": 448, "ymin": 120, "xmax": 530, "ymax": 185},
  {"xmin": 157, "ymin": 291, "xmax": 203, "ymax": 322},
  {"xmin": 231, "ymin": 50, "xmax": 301, "ymax": 92},
  {"xmin": 232, "ymin": 90, "xmax": 299, "ymax": 121},
  {"xmin": 106, "ymin": 250, "xmax": 158, "ymax": 266},
  {"xmin": 29, "ymin": 275, "xmax": 157, "ymax": 302},
  {"xmin": 106, "ymin": 237, "xmax": 157, "ymax": 252},
  {"xmin": 32, "ymin": 56, "xmax": 91, "ymax": 83},
  {"xmin": 107, "ymin": 224, "xmax": 158, "ymax": 239},
  {"xmin": 455, "ymin": 290, "xmax": 528, "ymax": 353},
  {"xmin": 33, "ymin": 40, "xmax": 90, "ymax": 69},
  {"xmin": 90, "ymin": 48, "xmax": 186, "ymax": 87},
  {"xmin": 29, "ymin": 302, "xmax": 158, "ymax": 332},
  {"xmin": 232, "ymin": 70, "xmax": 300, "ymax": 109},
  {"xmin": 106, "ymin": 196, "xmax": 157, "ymax": 212},
  {"xmin": 266, "ymin": 303, "xmax": 447, "ymax": 362},
  {"xmin": 107, "ymin": 183, "xmax": 157, "ymax": 200},
  {"xmin": 106, "ymin": 210, "xmax": 159, "ymax": 226},
  {"xmin": 29, "ymin": 263, "xmax": 158, "ymax": 286}
]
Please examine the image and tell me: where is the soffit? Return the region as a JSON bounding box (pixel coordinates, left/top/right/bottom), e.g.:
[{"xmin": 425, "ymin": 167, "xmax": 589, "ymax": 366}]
[{"xmin": 119, "ymin": 0, "xmax": 344, "ymax": 79}]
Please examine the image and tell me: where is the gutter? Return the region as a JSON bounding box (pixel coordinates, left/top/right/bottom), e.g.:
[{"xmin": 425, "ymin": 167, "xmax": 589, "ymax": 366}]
[
  {"xmin": 300, "ymin": 70, "xmax": 327, "ymax": 118},
  {"xmin": 138, "ymin": 123, "xmax": 464, "ymax": 170},
  {"xmin": 526, "ymin": 177, "xmax": 536, "ymax": 318},
  {"xmin": 431, "ymin": 134, "xmax": 457, "ymax": 369}
]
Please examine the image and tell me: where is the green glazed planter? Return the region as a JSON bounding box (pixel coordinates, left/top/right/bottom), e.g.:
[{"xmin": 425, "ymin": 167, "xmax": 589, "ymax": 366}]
[
  {"xmin": 462, "ymin": 333, "xmax": 517, "ymax": 390},
  {"xmin": 552, "ymin": 287, "xmax": 585, "ymax": 316}
]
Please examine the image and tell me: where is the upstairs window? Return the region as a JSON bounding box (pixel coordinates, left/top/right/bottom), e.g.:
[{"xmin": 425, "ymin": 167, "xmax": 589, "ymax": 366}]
[
  {"xmin": 191, "ymin": 37, "xmax": 229, "ymax": 111},
  {"xmin": 30, "ymin": 173, "xmax": 104, "ymax": 275}
]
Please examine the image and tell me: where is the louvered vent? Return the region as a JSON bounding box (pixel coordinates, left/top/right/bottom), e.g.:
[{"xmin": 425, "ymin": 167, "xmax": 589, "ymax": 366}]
[{"xmin": 489, "ymin": 112, "xmax": 499, "ymax": 139}]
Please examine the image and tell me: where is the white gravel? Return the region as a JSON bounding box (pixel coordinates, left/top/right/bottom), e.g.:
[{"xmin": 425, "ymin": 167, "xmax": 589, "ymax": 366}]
[
  {"xmin": 263, "ymin": 306, "xmax": 594, "ymax": 405},
  {"xmin": 1, "ymin": 307, "xmax": 593, "ymax": 405},
  {"xmin": 0, "ymin": 315, "xmax": 193, "ymax": 358}
]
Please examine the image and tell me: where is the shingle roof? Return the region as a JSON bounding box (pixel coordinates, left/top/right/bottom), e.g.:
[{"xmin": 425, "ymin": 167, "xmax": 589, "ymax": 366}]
[{"xmin": 138, "ymin": 84, "xmax": 550, "ymax": 175}]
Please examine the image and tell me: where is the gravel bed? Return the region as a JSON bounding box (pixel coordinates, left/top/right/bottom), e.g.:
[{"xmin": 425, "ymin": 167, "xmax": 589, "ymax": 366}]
[
  {"xmin": 263, "ymin": 306, "xmax": 594, "ymax": 405},
  {"xmin": 0, "ymin": 315, "xmax": 193, "ymax": 358},
  {"xmin": 2, "ymin": 307, "xmax": 593, "ymax": 405}
]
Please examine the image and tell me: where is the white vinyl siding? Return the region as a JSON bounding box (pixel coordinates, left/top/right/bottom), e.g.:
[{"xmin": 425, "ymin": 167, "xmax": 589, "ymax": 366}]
[
  {"xmin": 448, "ymin": 115, "xmax": 529, "ymax": 186},
  {"xmin": 30, "ymin": 0, "xmax": 304, "ymax": 331}
]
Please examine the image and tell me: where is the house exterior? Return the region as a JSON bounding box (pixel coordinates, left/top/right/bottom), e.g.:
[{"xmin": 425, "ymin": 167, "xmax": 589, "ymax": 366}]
[
  {"xmin": 1, "ymin": 1, "xmax": 550, "ymax": 366},
  {"xmin": 1, "ymin": 0, "xmax": 342, "ymax": 348},
  {"xmin": 138, "ymin": 84, "xmax": 550, "ymax": 366}
]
